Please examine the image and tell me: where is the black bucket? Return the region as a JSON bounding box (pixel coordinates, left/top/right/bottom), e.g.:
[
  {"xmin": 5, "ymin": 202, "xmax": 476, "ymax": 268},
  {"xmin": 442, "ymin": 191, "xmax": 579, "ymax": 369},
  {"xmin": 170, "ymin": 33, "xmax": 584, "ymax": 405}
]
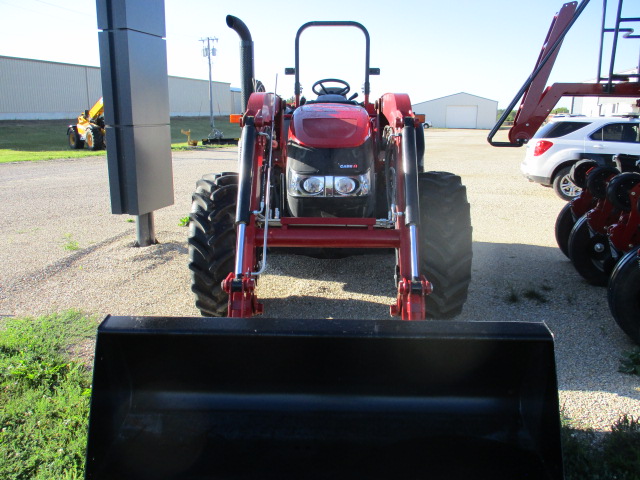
[{"xmin": 85, "ymin": 316, "xmax": 563, "ymax": 480}]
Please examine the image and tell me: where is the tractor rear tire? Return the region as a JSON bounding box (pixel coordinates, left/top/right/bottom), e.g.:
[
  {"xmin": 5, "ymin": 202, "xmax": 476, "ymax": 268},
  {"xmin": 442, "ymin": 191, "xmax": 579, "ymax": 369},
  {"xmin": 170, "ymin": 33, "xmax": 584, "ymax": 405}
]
[
  {"xmin": 568, "ymin": 215, "xmax": 612, "ymax": 286},
  {"xmin": 555, "ymin": 202, "xmax": 575, "ymax": 259},
  {"xmin": 418, "ymin": 171, "xmax": 473, "ymax": 318},
  {"xmin": 188, "ymin": 173, "xmax": 238, "ymax": 316},
  {"xmin": 608, "ymin": 248, "xmax": 640, "ymax": 344}
]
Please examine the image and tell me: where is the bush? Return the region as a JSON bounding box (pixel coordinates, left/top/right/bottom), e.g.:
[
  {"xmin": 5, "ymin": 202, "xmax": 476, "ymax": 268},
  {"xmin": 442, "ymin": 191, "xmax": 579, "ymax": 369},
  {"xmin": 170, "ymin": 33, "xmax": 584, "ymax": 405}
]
[{"xmin": 562, "ymin": 415, "xmax": 640, "ymax": 479}]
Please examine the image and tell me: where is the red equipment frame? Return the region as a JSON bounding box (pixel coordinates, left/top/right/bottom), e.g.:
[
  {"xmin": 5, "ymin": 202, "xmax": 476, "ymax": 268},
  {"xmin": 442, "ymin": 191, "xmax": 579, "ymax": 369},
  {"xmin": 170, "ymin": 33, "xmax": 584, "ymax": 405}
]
[
  {"xmin": 223, "ymin": 91, "xmax": 429, "ymax": 320},
  {"xmin": 608, "ymin": 183, "xmax": 640, "ymax": 253}
]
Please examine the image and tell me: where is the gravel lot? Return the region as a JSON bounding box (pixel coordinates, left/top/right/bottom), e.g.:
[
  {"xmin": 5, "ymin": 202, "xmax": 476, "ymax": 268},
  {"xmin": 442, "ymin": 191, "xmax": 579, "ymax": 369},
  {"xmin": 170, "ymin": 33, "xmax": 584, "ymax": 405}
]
[{"xmin": 1, "ymin": 129, "xmax": 638, "ymax": 430}]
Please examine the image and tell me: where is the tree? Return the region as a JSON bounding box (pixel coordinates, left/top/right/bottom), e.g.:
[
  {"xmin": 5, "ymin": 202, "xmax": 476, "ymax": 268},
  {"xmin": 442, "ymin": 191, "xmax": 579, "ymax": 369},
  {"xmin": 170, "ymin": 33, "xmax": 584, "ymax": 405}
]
[{"xmin": 497, "ymin": 109, "xmax": 517, "ymax": 122}]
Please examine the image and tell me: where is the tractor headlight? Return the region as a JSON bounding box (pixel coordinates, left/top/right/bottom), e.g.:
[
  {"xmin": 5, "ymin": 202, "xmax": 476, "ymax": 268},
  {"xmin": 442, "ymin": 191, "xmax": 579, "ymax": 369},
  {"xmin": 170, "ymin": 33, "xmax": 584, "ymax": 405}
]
[
  {"xmin": 303, "ymin": 176, "xmax": 325, "ymax": 194},
  {"xmin": 334, "ymin": 177, "xmax": 357, "ymax": 195},
  {"xmin": 287, "ymin": 169, "xmax": 371, "ymax": 197}
]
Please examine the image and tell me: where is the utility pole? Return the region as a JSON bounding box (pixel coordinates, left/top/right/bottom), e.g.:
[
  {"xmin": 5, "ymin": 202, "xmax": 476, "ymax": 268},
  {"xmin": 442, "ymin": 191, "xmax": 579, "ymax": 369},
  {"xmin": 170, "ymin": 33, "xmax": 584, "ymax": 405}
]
[{"xmin": 200, "ymin": 36, "xmax": 222, "ymax": 140}]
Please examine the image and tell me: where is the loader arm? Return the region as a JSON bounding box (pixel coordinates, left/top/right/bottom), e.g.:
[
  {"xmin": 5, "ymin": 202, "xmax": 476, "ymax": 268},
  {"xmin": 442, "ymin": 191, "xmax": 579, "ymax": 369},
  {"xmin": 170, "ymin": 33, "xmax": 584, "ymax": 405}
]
[
  {"xmin": 488, "ymin": 1, "xmax": 584, "ymax": 146},
  {"xmin": 490, "ymin": 0, "xmax": 640, "ymax": 147},
  {"xmin": 87, "ymin": 97, "xmax": 104, "ymax": 122}
]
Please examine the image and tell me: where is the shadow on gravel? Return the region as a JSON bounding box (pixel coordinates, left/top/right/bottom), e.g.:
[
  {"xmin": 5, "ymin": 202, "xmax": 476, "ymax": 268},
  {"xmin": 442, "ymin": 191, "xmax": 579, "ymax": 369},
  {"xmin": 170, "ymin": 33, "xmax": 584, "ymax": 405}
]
[
  {"xmin": 3, "ymin": 231, "xmax": 133, "ymax": 292},
  {"xmin": 130, "ymin": 240, "xmax": 188, "ymax": 274},
  {"xmin": 261, "ymin": 295, "xmax": 390, "ymax": 320},
  {"xmin": 262, "ymin": 241, "xmax": 638, "ymax": 403}
]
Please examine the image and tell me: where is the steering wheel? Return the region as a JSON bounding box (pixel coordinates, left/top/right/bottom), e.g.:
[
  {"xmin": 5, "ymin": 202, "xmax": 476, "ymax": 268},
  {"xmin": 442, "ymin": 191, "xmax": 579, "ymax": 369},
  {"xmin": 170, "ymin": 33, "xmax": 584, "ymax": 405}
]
[{"xmin": 312, "ymin": 78, "xmax": 350, "ymax": 96}]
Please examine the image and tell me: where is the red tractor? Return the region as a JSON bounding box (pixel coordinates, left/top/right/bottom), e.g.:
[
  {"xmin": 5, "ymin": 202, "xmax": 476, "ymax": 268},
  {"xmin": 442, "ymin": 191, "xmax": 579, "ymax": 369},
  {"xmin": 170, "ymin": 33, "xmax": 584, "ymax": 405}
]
[
  {"xmin": 84, "ymin": 17, "xmax": 564, "ymax": 479},
  {"xmin": 188, "ymin": 19, "xmax": 472, "ymax": 320}
]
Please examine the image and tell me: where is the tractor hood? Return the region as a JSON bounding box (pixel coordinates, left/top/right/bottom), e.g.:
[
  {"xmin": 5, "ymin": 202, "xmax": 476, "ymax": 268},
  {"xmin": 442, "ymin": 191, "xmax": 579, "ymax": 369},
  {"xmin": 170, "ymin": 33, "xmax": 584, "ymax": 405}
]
[{"xmin": 289, "ymin": 103, "xmax": 371, "ymax": 148}]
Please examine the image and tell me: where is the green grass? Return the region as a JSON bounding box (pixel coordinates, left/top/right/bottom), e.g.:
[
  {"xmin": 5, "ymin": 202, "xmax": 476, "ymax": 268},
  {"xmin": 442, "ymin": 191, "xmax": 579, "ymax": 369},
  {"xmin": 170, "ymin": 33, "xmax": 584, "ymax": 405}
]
[
  {"xmin": 0, "ymin": 311, "xmax": 97, "ymax": 480},
  {"xmin": 620, "ymin": 348, "xmax": 640, "ymax": 375},
  {"xmin": 169, "ymin": 116, "xmax": 240, "ymax": 144},
  {"xmin": 0, "ymin": 116, "xmax": 241, "ymax": 163},
  {"xmin": 61, "ymin": 234, "xmax": 80, "ymax": 252},
  {"xmin": 562, "ymin": 415, "xmax": 640, "ymax": 479}
]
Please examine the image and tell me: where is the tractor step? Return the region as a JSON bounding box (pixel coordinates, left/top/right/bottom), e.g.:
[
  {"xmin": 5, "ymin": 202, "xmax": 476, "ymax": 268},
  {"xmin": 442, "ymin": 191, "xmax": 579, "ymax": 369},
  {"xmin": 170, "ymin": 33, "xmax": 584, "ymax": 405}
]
[{"xmin": 85, "ymin": 316, "xmax": 563, "ymax": 480}]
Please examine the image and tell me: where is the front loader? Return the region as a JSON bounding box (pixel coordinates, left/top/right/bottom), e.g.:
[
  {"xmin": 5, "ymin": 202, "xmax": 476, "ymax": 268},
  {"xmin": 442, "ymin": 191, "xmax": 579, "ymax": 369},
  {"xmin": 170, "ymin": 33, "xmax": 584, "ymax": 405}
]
[
  {"xmin": 85, "ymin": 17, "xmax": 564, "ymax": 479},
  {"xmin": 68, "ymin": 97, "xmax": 106, "ymax": 151}
]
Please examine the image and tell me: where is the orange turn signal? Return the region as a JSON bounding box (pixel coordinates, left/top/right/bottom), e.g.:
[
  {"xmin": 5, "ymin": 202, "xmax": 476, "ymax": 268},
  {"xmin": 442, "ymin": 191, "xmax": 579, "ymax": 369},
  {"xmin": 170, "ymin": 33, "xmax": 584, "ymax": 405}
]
[{"xmin": 229, "ymin": 114, "xmax": 243, "ymax": 124}]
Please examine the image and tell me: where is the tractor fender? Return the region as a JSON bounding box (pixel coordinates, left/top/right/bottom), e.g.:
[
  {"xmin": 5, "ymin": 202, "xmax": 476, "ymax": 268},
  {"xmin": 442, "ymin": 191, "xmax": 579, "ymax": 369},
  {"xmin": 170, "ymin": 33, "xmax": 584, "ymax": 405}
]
[
  {"xmin": 379, "ymin": 93, "xmax": 414, "ymax": 130},
  {"xmin": 244, "ymin": 92, "xmax": 282, "ymax": 128}
]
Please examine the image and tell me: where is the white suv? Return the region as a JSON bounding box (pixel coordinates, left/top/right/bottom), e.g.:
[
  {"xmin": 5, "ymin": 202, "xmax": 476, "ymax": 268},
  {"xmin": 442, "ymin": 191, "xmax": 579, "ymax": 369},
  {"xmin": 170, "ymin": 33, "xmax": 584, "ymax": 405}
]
[{"xmin": 520, "ymin": 115, "xmax": 640, "ymax": 200}]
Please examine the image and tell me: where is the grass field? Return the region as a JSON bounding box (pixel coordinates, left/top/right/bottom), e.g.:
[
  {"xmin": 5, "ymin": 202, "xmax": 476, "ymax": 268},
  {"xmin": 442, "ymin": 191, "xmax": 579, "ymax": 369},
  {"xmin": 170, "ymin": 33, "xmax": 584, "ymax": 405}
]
[{"xmin": 0, "ymin": 116, "xmax": 241, "ymax": 163}]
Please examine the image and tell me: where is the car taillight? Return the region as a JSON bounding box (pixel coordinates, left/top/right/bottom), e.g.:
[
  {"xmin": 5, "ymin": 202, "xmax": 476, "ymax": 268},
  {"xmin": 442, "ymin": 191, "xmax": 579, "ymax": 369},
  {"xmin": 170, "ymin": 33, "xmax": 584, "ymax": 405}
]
[{"xmin": 533, "ymin": 140, "xmax": 553, "ymax": 156}]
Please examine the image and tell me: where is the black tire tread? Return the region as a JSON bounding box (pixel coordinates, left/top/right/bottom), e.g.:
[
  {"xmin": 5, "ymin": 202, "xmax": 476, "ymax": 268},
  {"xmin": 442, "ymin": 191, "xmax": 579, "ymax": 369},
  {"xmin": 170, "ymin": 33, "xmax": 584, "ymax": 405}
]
[
  {"xmin": 555, "ymin": 202, "xmax": 575, "ymax": 259},
  {"xmin": 608, "ymin": 249, "xmax": 640, "ymax": 344},
  {"xmin": 567, "ymin": 215, "xmax": 610, "ymax": 286},
  {"xmin": 188, "ymin": 173, "xmax": 238, "ymax": 316},
  {"xmin": 418, "ymin": 171, "xmax": 473, "ymax": 318},
  {"xmin": 68, "ymin": 128, "xmax": 84, "ymax": 149}
]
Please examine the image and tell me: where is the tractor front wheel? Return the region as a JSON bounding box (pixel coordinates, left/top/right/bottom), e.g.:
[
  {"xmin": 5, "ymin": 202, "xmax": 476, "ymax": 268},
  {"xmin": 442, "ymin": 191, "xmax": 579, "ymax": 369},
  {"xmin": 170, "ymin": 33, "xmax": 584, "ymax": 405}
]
[
  {"xmin": 85, "ymin": 127, "xmax": 104, "ymax": 151},
  {"xmin": 418, "ymin": 171, "xmax": 473, "ymax": 318},
  {"xmin": 608, "ymin": 248, "xmax": 640, "ymax": 344},
  {"xmin": 188, "ymin": 173, "xmax": 238, "ymax": 316}
]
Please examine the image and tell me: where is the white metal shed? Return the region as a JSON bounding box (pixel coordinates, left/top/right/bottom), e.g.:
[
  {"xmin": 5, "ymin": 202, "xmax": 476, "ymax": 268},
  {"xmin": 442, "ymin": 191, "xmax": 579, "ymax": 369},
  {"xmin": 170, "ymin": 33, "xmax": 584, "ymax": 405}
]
[
  {"xmin": 0, "ymin": 55, "xmax": 238, "ymax": 120},
  {"xmin": 412, "ymin": 92, "xmax": 498, "ymax": 129}
]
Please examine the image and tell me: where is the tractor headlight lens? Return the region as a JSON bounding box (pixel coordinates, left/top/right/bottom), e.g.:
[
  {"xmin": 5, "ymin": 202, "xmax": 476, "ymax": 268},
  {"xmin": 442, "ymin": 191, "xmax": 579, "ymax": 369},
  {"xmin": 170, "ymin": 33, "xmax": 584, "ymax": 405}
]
[
  {"xmin": 302, "ymin": 176, "xmax": 325, "ymax": 194},
  {"xmin": 334, "ymin": 177, "xmax": 357, "ymax": 195},
  {"xmin": 287, "ymin": 169, "xmax": 371, "ymax": 197}
]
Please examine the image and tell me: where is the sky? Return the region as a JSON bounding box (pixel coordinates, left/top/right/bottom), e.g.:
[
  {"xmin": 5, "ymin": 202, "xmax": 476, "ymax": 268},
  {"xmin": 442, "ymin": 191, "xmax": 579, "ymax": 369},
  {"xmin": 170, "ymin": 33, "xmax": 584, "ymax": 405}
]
[{"xmin": 0, "ymin": 0, "xmax": 638, "ymax": 109}]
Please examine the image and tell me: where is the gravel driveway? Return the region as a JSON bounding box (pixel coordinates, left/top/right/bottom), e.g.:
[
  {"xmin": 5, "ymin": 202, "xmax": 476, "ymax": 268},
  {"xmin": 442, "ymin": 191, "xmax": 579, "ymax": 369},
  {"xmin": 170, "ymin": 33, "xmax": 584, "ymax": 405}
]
[{"xmin": 0, "ymin": 129, "xmax": 638, "ymax": 430}]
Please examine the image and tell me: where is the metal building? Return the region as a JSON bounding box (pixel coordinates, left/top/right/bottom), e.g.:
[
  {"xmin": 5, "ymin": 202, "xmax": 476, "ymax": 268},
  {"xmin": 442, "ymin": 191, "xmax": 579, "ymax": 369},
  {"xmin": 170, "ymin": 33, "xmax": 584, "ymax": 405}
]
[
  {"xmin": 412, "ymin": 92, "xmax": 498, "ymax": 129},
  {"xmin": 0, "ymin": 55, "xmax": 237, "ymax": 120}
]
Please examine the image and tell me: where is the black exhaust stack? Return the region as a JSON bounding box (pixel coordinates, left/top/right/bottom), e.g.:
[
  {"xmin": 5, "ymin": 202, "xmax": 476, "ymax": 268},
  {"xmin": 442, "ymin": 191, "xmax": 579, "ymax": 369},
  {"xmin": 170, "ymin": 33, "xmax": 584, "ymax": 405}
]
[{"xmin": 226, "ymin": 15, "xmax": 255, "ymax": 111}]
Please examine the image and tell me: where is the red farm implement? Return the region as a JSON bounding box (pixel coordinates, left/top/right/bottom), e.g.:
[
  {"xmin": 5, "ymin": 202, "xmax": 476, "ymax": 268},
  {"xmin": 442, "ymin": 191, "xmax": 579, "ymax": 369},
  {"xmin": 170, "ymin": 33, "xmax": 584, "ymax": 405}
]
[{"xmin": 492, "ymin": 0, "xmax": 640, "ymax": 344}]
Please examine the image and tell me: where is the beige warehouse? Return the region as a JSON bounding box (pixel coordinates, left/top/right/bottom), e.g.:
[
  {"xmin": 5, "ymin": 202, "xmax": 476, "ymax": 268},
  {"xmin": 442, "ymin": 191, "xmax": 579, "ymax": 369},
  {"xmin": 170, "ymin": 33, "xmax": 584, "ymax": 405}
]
[
  {"xmin": 0, "ymin": 55, "xmax": 241, "ymax": 120},
  {"xmin": 412, "ymin": 92, "xmax": 498, "ymax": 129}
]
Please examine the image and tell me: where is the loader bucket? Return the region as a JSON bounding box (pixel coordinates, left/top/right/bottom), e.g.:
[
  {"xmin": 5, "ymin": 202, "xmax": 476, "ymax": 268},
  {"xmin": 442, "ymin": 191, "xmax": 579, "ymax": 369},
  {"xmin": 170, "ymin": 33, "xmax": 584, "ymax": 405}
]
[{"xmin": 85, "ymin": 316, "xmax": 563, "ymax": 480}]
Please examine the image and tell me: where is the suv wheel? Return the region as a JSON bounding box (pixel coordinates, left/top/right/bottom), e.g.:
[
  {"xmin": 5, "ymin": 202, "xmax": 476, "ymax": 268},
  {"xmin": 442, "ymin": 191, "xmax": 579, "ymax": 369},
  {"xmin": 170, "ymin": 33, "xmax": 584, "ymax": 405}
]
[{"xmin": 553, "ymin": 165, "xmax": 581, "ymax": 201}]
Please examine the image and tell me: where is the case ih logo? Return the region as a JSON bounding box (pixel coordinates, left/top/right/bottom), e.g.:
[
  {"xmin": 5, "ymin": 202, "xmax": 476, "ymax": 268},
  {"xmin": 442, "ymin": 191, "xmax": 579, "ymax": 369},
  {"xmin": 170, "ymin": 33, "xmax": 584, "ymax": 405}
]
[{"xmin": 339, "ymin": 164, "xmax": 358, "ymax": 169}]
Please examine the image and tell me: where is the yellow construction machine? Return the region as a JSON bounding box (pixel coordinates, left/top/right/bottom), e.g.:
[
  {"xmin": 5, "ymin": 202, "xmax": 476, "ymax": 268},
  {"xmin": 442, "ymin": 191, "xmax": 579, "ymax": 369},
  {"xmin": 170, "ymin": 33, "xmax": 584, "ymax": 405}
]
[{"xmin": 67, "ymin": 97, "xmax": 106, "ymax": 150}]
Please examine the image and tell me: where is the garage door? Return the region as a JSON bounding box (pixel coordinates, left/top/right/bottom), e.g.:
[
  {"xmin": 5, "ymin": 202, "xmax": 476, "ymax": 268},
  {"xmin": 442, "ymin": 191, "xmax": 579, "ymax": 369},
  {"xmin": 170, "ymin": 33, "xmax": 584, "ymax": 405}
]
[{"xmin": 446, "ymin": 105, "xmax": 478, "ymax": 129}]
